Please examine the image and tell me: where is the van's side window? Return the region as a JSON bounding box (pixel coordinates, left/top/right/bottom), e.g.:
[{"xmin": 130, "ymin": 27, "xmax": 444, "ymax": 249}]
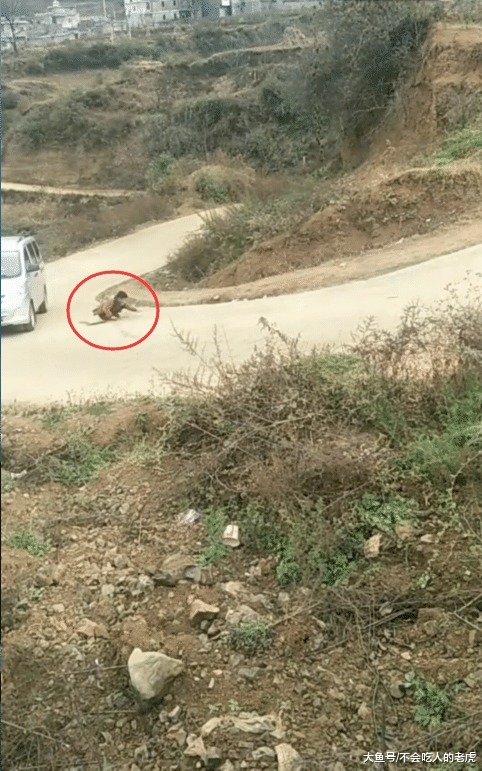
[
  {"xmin": 31, "ymin": 241, "xmax": 42, "ymax": 262},
  {"xmin": 24, "ymin": 244, "xmax": 39, "ymax": 270}
]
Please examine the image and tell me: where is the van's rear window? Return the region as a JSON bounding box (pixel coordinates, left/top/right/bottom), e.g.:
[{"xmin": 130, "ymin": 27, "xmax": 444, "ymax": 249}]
[{"xmin": 1, "ymin": 251, "xmax": 22, "ymax": 278}]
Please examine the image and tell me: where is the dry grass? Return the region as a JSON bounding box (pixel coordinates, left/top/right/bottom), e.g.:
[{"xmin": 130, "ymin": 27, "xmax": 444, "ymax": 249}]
[{"xmin": 146, "ymin": 278, "xmax": 482, "ymax": 584}]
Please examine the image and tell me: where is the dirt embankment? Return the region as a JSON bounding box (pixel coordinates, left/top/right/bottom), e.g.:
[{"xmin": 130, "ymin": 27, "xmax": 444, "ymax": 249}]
[
  {"xmin": 199, "ymin": 24, "xmax": 482, "ymax": 292},
  {"xmin": 203, "ymin": 163, "xmax": 482, "ymax": 289}
]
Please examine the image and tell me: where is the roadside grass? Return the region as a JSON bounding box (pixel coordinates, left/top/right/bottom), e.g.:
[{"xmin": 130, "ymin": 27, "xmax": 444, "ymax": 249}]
[{"xmin": 431, "ymin": 125, "xmax": 482, "ymax": 166}]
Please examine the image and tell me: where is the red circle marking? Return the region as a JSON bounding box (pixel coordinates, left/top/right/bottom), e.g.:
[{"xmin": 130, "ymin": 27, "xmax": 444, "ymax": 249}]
[{"xmin": 66, "ymin": 270, "xmax": 160, "ymax": 351}]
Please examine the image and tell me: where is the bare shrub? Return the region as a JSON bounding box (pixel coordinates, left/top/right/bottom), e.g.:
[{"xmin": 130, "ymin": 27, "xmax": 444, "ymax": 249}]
[{"xmin": 168, "ymin": 179, "xmax": 319, "ymax": 282}]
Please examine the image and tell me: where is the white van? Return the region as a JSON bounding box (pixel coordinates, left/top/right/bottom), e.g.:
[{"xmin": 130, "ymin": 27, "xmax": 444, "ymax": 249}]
[{"xmin": 1, "ymin": 235, "xmax": 48, "ymax": 332}]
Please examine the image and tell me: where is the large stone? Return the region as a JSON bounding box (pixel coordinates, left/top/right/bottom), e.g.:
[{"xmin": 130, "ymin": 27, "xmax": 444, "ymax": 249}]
[
  {"xmin": 189, "ymin": 600, "xmax": 220, "ymax": 626},
  {"xmin": 184, "ymin": 735, "xmax": 206, "ymax": 759},
  {"xmin": 128, "ymin": 648, "xmax": 184, "ymax": 701},
  {"xmin": 155, "ymin": 553, "xmax": 199, "ymax": 586},
  {"xmin": 275, "ymin": 743, "xmax": 303, "ymax": 771}
]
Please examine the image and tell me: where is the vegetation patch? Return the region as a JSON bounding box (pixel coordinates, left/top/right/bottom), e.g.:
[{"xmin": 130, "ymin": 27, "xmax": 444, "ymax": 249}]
[
  {"xmin": 6, "ymin": 529, "xmax": 51, "ymax": 557},
  {"xmin": 44, "ymin": 431, "xmax": 117, "ymax": 487}
]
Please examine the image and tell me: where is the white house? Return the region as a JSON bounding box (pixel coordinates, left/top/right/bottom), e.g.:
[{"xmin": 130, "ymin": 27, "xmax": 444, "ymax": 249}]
[
  {"xmin": 32, "ymin": 1, "xmax": 80, "ymax": 37},
  {"xmin": 150, "ymin": 0, "xmax": 180, "ymax": 24},
  {"xmin": 49, "ymin": 0, "xmax": 80, "ymax": 28},
  {"xmin": 123, "ymin": 0, "xmax": 152, "ymax": 27}
]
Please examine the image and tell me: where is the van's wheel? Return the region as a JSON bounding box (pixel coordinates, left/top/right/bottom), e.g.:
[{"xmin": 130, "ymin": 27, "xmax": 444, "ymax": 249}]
[
  {"xmin": 38, "ymin": 288, "xmax": 48, "ymax": 314},
  {"xmin": 23, "ymin": 302, "xmax": 36, "ymax": 333}
]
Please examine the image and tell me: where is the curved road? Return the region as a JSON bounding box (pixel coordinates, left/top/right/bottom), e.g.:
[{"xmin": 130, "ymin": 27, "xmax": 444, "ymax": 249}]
[{"xmin": 2, "ymin": 211, "xmax": 482, "ymax": 405}]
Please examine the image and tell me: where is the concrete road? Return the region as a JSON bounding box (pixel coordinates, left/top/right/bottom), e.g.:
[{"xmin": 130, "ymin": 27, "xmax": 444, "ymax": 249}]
[{"xmin": 2, "ymin": 211, "xmax": 481, "ymax": 405}]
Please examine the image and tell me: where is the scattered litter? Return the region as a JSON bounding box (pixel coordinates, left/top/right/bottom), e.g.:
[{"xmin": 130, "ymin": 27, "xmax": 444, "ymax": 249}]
[
  {"xmin": 10, "ymin": 469, "xmax": 28, "ymax": 480},
  {"xmin": 222, "ymin": 524, "xmax": 240, "ymax": 548},
  {"xmin": 179, "ymin": 508, "xmax": 202, "ymax": 525}
]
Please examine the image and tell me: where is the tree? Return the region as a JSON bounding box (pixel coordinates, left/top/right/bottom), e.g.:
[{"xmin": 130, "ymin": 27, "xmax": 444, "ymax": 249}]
[{"xmin": 2, "ymin": 0, "xmax": 39, "ymax": 53}]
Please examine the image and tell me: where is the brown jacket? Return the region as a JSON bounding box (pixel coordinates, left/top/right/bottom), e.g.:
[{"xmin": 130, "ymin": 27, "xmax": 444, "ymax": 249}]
[{"xmin": 93, "ymin": 296, "xmax": 137, "ymax": 320}]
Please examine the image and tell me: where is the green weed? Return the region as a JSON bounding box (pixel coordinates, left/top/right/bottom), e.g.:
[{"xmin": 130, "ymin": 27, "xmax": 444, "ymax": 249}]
[
  {"xmin": 85, "ymin": 402, "xmax": 113, "ymax": 416},
  {"xmin": 229, "ymin": 619, "xmax": 274, "ymax": 656},
  {"xmin": 6, "ymin": 529, "xmax": 51, "ymax": 557},
  {"xmin": 404, "ymin": 671, "xmax": 458, "ymax": 729},
  {"xmin": 46, "ymin": 431, "xmax": 116, "ymax": 486},
  {"xmin": 352, "ymin": 493, "xmax": 420, "ymax": 534},
  {"xmin": 198, "ymin": 507, "xmax": 228, "ymax": 566},
  {"xmin": 41, "ymin": 407, "xmax": 69, "ymax": 428}
]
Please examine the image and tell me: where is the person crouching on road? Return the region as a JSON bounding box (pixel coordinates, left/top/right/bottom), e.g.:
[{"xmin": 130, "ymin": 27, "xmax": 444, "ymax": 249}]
[{"xmin": 93, "ymin": 290, "xmax": 139, "ymax": 321}]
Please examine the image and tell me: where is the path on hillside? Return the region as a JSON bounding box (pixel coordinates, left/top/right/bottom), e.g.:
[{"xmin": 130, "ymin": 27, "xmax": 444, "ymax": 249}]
[
  {"xmin": 1, "ymin": 182, "xmax": 135, "ymax": 200},
  {"xmin": 2, "ymin": 210, "xmax": 481, "ymax": 405}
]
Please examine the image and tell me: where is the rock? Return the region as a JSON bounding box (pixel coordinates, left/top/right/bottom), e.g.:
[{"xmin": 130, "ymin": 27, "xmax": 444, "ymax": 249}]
[
  {"xmin": 389, "ymin": 683, "xmax": 405, "ymax": 699},
  {"xmin": 153, "ymin": 573, "xmax": 177, "ymax": 587},
  {"xmin": 363, "ymin": 533, "xmax": 382, "ymax": 559},
  {"xmin": 51, "ymin": 603, "xmax": 65, "ymax": 613},
  {"xmin": 155, "ymin": 553, "xmax": 200, "ymax": 586},
  {"xmin": 207, "ymin": 619, "xmax": 224, "ymax": 637},
  {"xmin": 189, "ymin": 600, "xmax": 220, "ymax": 626},
  {"xmin": 168, "ymin": 726, "xmax": 187, "ymax": 747},
  {"xmin": 34, "ymin": 566, "xmax": 61, "ymax": 587},
  {"xmin": 184, "ymin": 735, "xmax": 206, "ymax": 759},
  {"xmin": 238, "ymin": 667, "xmax": 262, "ymax": 681},
  {"xmin": 420, "ymin": 533, "xmax": 435, "ymax": 543},
  {"xmin": 133, "ymin": 743, "xmax": 148, "ymax": 761},
  {"xmin": 169, "ymin": 705, "xmax": 181, "ymax": 721},
  {"xmin": 357, "ymin": 702, "xmax": 371, "ymax": 720},
  {"xmin": 101, "ymin": 583, "xmax": 115, "ymax": 598},
  {"xmin": 205, "ymin": 747, "xmax": 224, "ymax": 769},
  {"xmin": 200, "ymin": 717, "xmax": 222, "ymax": 738},
  {"xmin": 221, "ymin": 581, "xmax": 246, "ymax": 599},
  {"xmin": 253, "ymin": 747, "xmax": 276, "ymax": 760},
  {"xmin": 128, "ymin": 648, "xmax": 184, "ymax": 701},
  {"xmin": 395, "ymin": 523, "xmax": 417, "ymax": 541},
  {"xmin": 220, "ymin": 763, "xmax": 235, "ymax": 771},
  {"xmin": 136, "ymin": 575, "xmax": 154, "ymax": 592},
  {"xmin": 77, "ymin": 618, "xmax": 109, "ymax": 639},
  {"xmin": 464, "ymin": 669, "xmax": 482, "ymax": 688},
  {"xmin": 246, "ymin": 593, "xmax": 271, "ymax": 611},
  {"xmin": 225, "ymin": 605, "xmax": 262, "ymax": 626},
  {"xmin": 278, "ymin": 592, "xmax": 290, "ymax": 606},
  {"xmin": 184, "ymin": 565, "xmax": 202, "ymax": 583},
  {"xmin": 94, "ymin": 597, "xmax": 117, "ymax": 625},
  {"xmin": 275, "ymin": 743, "xmax": 303, "ymax": 771}
]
